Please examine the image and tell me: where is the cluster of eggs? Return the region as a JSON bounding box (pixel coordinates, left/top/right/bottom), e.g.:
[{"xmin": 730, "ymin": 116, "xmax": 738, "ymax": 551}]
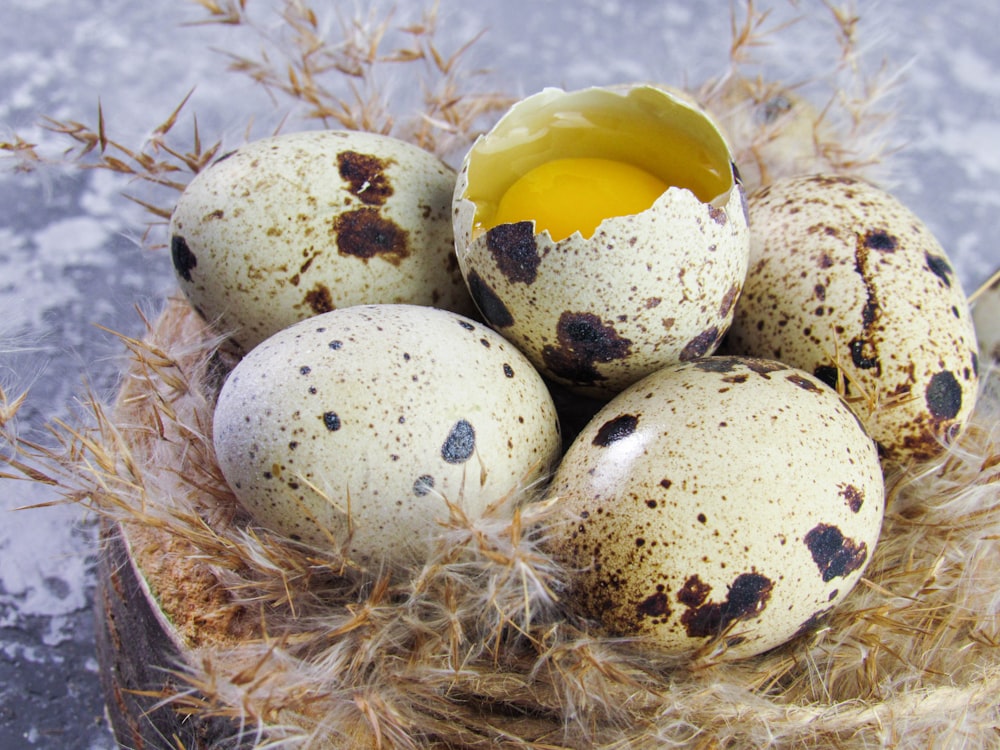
[{"xmin": 171, "ymin": 83, "xmax": 981, "ymax": 660}]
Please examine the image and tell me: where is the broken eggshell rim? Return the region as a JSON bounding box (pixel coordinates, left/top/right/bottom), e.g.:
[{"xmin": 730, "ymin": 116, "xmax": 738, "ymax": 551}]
[{"xmin": 454, "ymin": 84, "xmax": 741, "ymax": 245}]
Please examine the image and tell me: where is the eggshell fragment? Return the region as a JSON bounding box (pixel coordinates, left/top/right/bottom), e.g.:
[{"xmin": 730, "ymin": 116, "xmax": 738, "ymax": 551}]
[
  {"xmin": 212, "ymin": 304, "xmax": 561, "ymax": 567},
  {"xmin": 725, "ymin": 175, "xmax": 979, "ymax": 464},
  {"xmin": 170, "ymin": 130, "xmax": 474, "ymax": 353},
  {"xmin": 453, "ymin": 85, "xmax": 750, "ymax": 398},
  {"xmin": 543, "ymin": 356, "xmax": 884, "ymax": 660}
]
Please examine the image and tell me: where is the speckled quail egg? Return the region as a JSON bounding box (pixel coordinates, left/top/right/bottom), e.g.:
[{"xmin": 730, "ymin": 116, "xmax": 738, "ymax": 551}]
[
  {"xmin": 543, "ymin": 356, "xmax": 884, "ymax": 660},
  {"xmin": 705, "ymin": 76, "xmax": 835, "ymax": 192},
  {"xmin": 725, "ymin": 174, "xmax": 979, "ymax": 464},
  {"xmin": 212, "ymin": 304, "xmax": 561, "ymax": 567},
  {"xmin": 453, "ymin": 84, "xmax": 750, "ymax": 398},
  {"xmin": 170, "ymin": 130, "xmax": 474, "ymax": 354}
]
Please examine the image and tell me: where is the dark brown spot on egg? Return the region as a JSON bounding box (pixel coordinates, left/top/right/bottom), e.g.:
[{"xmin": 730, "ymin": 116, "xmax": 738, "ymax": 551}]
[
  {"xmin": 441, "ymin": 419, "xmax": 476, "ymax": 463},
  {"xmin": 786, "ymin": 373, "xmax": 823, "ymax": 393},
  {"xmin": 792, "ymin": 607, "xmax": 834, "ymax": 640},
  {"xmin": 592, "ymin": 414, "xmax": 639, "ymax": 447},
  {"xmin": 851, "ymin": 237, "xmax": 883, "ymax": 374},
  {"xmin": 486, "ymin": 221, "xmax": 541, "ymax": 284},
  {"xmin": 680, "ymin": 572, "xmax": 774, "ymax": 638},
  {"xmin": 466, "ymin": 270, "xmax": 514, "ymax": 328},
  {"xmin": 925, "ymin": 253, "xmax": 954, "ymax": 287},
  {"xmin": 305, "ymin": 284, "xmax": 335, "ymax": 314},
  {"xmin": 322, "ymin": 411, "xmax": 341, "ymax": 431},
  {"xmin": 719, "ymin": 283, "xmax": 741, "ymax": 319},
  {"xmin": 863, "ymin": 229, "xmax": 898, "ymax": 252},
  {"xmin": 677, "ymin": 575, "xmax": 711, "ymax": 608},
  {"xmin": 849, "ymin": 337, "xmax": 880, "ymax": 371},
  {"xmin": 692, "ymin": 357, "xmax": 740, "ymax": 373},
  {"xmin": 503, "ymin": 363, "xmax": 515, "ymax": 378},
  {"xmin": 813, "ymin": 365, "xmax": 842, "ymax": 392},
  {"xmin": 171, "ymin": 235, "xmax": 197, "ymax": 282},
  {"xmin": 337, "ymin": 150, "xmax": 393, "ymax": 206},
  {"xmin": 839, "ymin": 484, "xmax": 864, "ymax": 513},
  {"xmin": 680, "ymin": 327, "xmax": 721, "ymax": 361},
  {"xmin": 413, "ymin": 474, "xmax": 435, "ymax": 496},
  {"xmin": 743, "ymin": 358, "xmax": 785, "ymax": 377},
  {"xmin": 333, "ymin": 207, "xmax": 409, "ymax": 265},
  {"xmin": 804, "ymin": 523, "xmax": 868, "ymax": 582},
  {"xmin": 542, "ymin": 312, "xmax": 632, "ymax": 384},
  {"xmin": 708, "ymin": 204, "xmax": 728, "ymax": 226},
  {"xmin": 637, "ymin": 588, "xmax": 671, "ymax": 619},
  {"xmin": 925, "ymin": 370, "xmax": 962, "ymax": 420}
]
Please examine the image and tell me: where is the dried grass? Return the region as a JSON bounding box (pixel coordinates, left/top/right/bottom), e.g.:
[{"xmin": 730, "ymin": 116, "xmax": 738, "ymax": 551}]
[{"xmin": 4, "ymin": 1, "xmax": 999, "ymax": 748}]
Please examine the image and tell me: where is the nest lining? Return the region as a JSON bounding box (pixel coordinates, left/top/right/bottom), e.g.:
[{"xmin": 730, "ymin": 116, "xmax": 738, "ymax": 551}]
[{"xmin": 83, "ymin": 292, "xmax": 1000, "ymax": 749}]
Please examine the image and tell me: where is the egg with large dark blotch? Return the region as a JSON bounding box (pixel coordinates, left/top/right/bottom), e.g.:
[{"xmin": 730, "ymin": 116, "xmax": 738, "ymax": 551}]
[
  {"xmin": 452, "ymin": 85, "xmax": 750, "ymax": 399},
  {"xmin": 543, "ymin": 356, "xmax": 884, "ymax": 660},
  {"xmin": 170, "ymin": 130, "xmax": 474, "ymax": 354},
  {"xmin": 725, "ymin": 174, "xmax": 979, "ymax": 464}
]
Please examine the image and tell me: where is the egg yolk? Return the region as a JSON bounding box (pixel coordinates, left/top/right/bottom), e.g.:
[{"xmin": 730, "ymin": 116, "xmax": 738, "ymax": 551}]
[{"xmin": 490, "ymin": 157, "xmax": 668, "ymax": 242}]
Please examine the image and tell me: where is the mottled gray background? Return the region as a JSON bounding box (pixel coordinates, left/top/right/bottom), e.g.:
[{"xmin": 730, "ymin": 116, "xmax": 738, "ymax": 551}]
[{"xmin": 1, "ymin": 1, "xmax": 997, "ymax": 747}]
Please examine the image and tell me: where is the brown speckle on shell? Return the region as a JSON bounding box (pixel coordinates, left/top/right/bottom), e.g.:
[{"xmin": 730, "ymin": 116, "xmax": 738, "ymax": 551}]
[
  {"xmin": 466, "ymin": 270, "xmax": 515, "ymax": 328},
  {"xmin": 679, "ymin": 571, "xmax": 774, "ymax": 639},
  {"xmin": 304, "ymin": 284, "xmax": 335, "ymax": 315},
  {"xmin": 925, "ymin": 370, "xmax": 962, "ymax": 420},
  {"xmin": 171, "ymin": 235, "xmax": 197, "ymax": 282},
  {"xmin": 592, "ymin": 414, "xmax": 639, "ymax": 447},
  {"xmin": 541, "ymin": 311, "xmax": 633, "ymax": 384},
  {"xmin": 337, "ymin": 150, "xmax": 394, "ymax": 206},
  {"xmin": 486, "ymin": 221, "xmax": 541, "ymax": 284},
  {"xmin": 441, "ymin": 419, "xmax": 476, "ymax": 464},
  {"xmin": 333, "ymin": 207, "xmax": 410, "ymax": 266},
  {"xmin": 679, "ymin": 327, "xmax": 721, "ymax": 361},
  {"xmin": 839, "ymin": 483, "xmax": 864, "ymax": 513},
  {"xmin": 804, "ymin": 523, "xmax": 868, "ymax": 582}
]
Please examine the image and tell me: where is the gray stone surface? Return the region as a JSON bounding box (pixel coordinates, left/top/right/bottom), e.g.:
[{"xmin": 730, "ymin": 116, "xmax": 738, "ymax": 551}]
[{"xmin": 1, "ymin": 1, "xmax": 997, "ymax": 747}]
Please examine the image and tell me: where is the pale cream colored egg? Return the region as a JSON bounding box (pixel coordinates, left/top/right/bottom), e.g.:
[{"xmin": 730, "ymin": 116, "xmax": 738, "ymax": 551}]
[
  {"xmin": 725, "ymin": 175, "xmax": 979, "ymax": 464},
  {"xmin": 543, "ymin": 356, "xmax": 884, "ymax": 660},
  {"xmin": 972, "ymin": 268, "xmax": 1000, "ymax": 366},
  {"xmin": 170, "ymin": 130, "xmax": 474, "ymax": 354},
  {"xmin": 704, "ymin": 76, "xmax": 835, "ymax": 192},
  {"xmin": 452, "ymin": 85, "xmax": 750, "ymax": 398},
  {"xmin": 212, "ymin": 304, "xmax": 561, "ymax": 567}
]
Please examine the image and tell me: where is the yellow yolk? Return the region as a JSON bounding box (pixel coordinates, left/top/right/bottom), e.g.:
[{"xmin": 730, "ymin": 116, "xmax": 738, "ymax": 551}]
[{"xmin": 490, "ymin": 157, "xmax": 668, "ymax": 242}]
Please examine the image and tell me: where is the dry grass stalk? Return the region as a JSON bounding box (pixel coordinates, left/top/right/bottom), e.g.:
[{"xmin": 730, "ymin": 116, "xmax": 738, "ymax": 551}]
[
  {"xmin": 699, "ymin": 0, "xmax": 901, "ymax": 192},
  {"xmin": 7, "ymin": 297, "xmax": 998, "ymax": 747},
  {"xmin": 4, "ymin": 1, "xmax": 999, "ymax": 747}
]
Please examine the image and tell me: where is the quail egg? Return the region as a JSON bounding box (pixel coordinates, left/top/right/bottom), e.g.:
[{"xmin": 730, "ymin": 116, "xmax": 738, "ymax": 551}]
[
  {"xmin": 170, "ymin": 130, "xmax": 474, "ymax": 353},
  {"xmin": 543, "ymin": 356, "xmax": 884, "ymax": 660},
  {"xmin": 212, "ymin": 304, "xmax": 561, "ymax": 567},
  {"xmin": 972, "ymin": 268, "xmax": 999, "ymax": 366},
  {"xmin": 453, "ymin": 84, "xmax": 750, "ymax": 398},
  {"xmin": 725, "ymin": 174, "xmax": 979, "ymax": 464}
]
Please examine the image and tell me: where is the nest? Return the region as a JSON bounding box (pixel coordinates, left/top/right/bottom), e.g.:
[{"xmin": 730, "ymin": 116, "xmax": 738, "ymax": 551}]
[
  {"xmin": 70, "ymin": 296, "xmax": 996, "ymax": 749},
  {"xmin": 4, "ymin": 2, "xmax": 999, "ymax": 748}
]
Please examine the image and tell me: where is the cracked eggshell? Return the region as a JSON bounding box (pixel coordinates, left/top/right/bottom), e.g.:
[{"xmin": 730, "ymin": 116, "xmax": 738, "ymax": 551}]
[
  {"xmin": 212, "ymin": 304, "xmax": 561, "ymax": 567},
  {"xmin": 725, "ymin": 175, "xmax": 980, "ymax": 464},
  {"xmin": 543, "ymin": 356, "xmax": 884, "ymax": 660},
  {"xmin": 170, "ymin": 130, "xmax": 474, "ymax": 354},
  {"xmin": 453, "ymin": 85, "xmax": 750, "ymax": 398}
]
